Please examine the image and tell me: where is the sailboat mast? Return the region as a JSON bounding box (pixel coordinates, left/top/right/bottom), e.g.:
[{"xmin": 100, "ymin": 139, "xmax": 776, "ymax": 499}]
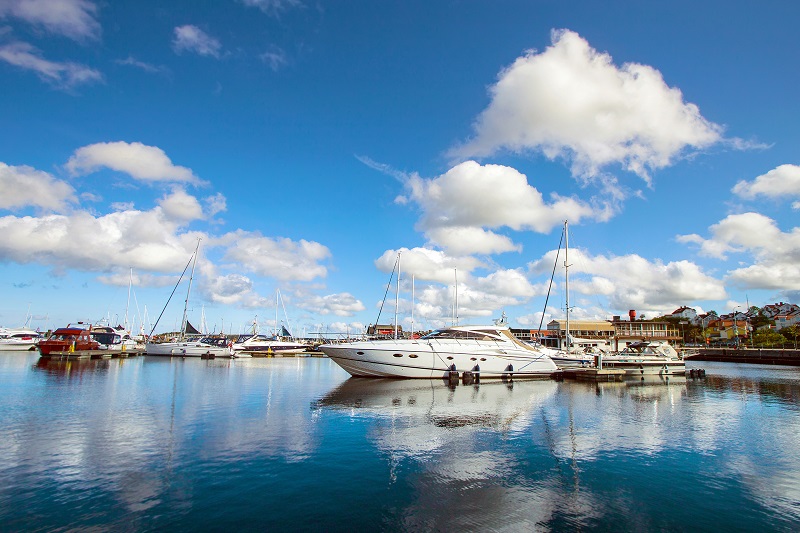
[
  {"xmin": 411, "ymin": 274, "xmax": 415, "ymax": 338},
  {"xmin": 394, "ymin": 252, "xmax": 401, "ymax": 340},
  {"xmin": 125, "ymin": 268, "xmax": 132, "ymax": 331},
  {"xmin": 180, "ymin": 238, "xmax": 201, "ymax": 341},
  {"xmin": 564, "ymin": 220, "xmax": 570, "ymax": 352}
]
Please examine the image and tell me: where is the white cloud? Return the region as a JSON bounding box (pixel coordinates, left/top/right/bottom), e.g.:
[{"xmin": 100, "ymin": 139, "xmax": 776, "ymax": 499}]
[
  {"xmin": 172, "ymin": 25, "xmax": 221, "ymax": 58},
  {"xmin": 66, "ymin": 141, "xmax": 201, "ymax": 184},
  {"xmin": 157, "ymin": 188, "xmax": 204, "ymax": 222},
  {"xmin": 221, "ymin": 231, "xmax": 331, "ymax": 282},
  {"xmin": 0, "ymin": 0, "xmax": 100, "ymax": 41},
  {"xmin": 529, "ymin": 247, "xmax": 726, "ymax": 316},
  {"xmin": 298, "ymin": 293, "xmax": 366, "ymax": 317},
  {"xmin": 401, "ymin": 161, "xmax": 598, "ymax": 254},
  {"xmin": 0, "ymin": 41, "xmax": 102, "ymax": 88},
  {"xmin": 374, "ymin": 247, "xmax": 485, "ymax": 284},
  {"xmin": 678, "ymin": 213, "xmax": 800, "ymax": 291},
  {"xmin": 115, "ymin": 55, "xmax": 169, "ymax": 75},
  {"xmin": 0, "ymin": 210, "xmax": 200, "ymax": 274},
  {"xmin": 451, "ymin": 29, "xmax": 722, "ymax": 184},
  {"xmin": 260, "ymin": 46, "xmax": 287, "ymax": 71},
  {"xmin": 732, "ymin": 164, "xmax": 800, "ymax": 201},
  {"xmin": 0, "ymin": 162, "xmax": 77, "ymax": 211}
]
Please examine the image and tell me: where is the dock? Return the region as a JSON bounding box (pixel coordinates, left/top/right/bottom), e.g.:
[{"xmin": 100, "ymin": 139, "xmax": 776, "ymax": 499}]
[
  {"xmin": 40, "ymin": 349, "xmax": 146, "ymax": 359},
  {"xmin": 557, "ymin": 367, "xmax": 626, "ymax": 381}
]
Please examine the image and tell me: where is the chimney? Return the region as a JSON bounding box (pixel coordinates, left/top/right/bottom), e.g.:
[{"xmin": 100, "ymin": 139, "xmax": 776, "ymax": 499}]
[{"xmin": 629, "ymin": 309, "xmax": 636, "ymax": 321}]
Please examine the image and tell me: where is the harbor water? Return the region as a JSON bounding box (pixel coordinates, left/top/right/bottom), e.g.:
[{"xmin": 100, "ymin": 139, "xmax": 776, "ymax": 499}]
[{"xmin": 1, "ymin": 353, "xmax": 799, "ymax": 531}]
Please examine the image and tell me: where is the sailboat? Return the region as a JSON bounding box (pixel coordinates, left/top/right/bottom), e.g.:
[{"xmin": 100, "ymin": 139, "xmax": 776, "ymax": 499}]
[
  {"xmin": 145, "ymin": 240, "xmax": 233, "ymax": 358},
  {"xmin": 527, "ymin": 220, "xmax": 594, "ymax": 367}
]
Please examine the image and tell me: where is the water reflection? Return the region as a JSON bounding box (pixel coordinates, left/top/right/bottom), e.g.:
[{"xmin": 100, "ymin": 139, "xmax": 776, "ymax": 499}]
[{"xmin": 33, "ymin": 356, "xmax": 111, "ymax": 377}]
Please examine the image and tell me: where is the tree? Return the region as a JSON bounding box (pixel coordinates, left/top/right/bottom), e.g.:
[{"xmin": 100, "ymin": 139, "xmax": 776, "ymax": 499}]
[
  {"xmin": 781, "ymin": 324, "xmax": 799, "ymax": 349},
  {"xmin": 751, "ymin": 329, "xmax": 786, "ymax": 348}
]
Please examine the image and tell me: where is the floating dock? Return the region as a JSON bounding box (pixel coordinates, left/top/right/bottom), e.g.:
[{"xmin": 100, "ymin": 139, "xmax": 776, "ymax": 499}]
[
  {"xmin": 40, "ymin": 349, "xmax": 145, "ymax": 359},
  {"xmin": 557, "ymin": 367, "xmax": 626, "ymax": 381}
]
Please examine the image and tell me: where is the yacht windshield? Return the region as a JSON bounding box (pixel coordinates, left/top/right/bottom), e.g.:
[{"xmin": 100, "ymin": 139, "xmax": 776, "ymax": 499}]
[{"xmin": 420, "ymin": 329, "xmax": 500, "ymax": 341}]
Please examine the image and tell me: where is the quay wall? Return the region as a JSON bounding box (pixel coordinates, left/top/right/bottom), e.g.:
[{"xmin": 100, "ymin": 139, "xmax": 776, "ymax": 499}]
[{"xmin": 687, "ymin": 348, "xmax": 800, "ymax": 366}]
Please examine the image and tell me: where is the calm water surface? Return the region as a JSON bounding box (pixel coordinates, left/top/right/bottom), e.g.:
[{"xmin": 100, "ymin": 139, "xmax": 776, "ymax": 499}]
[{"xmin": 1, "ymin": 353, "xmax": 799, "ymax": 532}]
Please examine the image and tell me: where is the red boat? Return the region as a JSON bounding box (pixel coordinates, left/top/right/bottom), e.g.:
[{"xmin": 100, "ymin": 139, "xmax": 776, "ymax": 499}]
[{"xmin": 38, "ymin": 325, "xmax": 102, "ymax": 355}]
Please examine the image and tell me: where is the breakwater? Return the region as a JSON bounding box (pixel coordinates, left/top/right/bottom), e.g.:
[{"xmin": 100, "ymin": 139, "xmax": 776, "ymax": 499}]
[{"xmin": 687, "ymin": 347, "xmax": 800, "ymax": 365}]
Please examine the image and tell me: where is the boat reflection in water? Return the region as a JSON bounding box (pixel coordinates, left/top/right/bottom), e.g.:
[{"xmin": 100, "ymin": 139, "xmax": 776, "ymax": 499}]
[
  {"xmin": 33, "ymin": 356, "xmax": 111, "ymax": 377},
  {"xmin": 314, "ymin": 377, "xmax": 558, "ymax": 453}
]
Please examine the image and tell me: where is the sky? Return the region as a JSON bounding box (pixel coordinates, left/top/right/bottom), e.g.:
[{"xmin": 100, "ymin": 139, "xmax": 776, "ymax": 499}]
[{"xmin": 1, "ymin": 0, "xmax": 799, "ymax": 337}]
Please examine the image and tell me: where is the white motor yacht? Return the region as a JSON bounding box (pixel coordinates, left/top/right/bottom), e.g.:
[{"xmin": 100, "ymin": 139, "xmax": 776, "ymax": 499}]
[
  {"xmin": 0, "ymin": 328, "xmax": 41, "ymax": 351},
  {"xmin": 597, "ymin": 341, "xmax": 686, "ymax": 376},
  {"xmin": 231, "ymin": 334, "xmax": 307, "ymax": 355},
  {"xmin": 319, "ymin": 324, "xmax": 558, "ymax": 379},
  {"xmin": 146, "ymin": 335, "xmax": 234, "ymax": 357}
]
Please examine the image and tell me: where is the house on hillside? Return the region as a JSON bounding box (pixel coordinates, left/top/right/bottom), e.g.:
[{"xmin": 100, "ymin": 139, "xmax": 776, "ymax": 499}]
[
  {"xmin": 668, "ymin": 306, "xmax": 697, "ymax": 321},
  {"xmin": 707, "ymin": 318, "xmax": 751, "ymax": 345},
  {"xmin": 775, "ymin": 309, "xmax": 800, "ymax": 330},
  {"xmin": 761, "ymin": 302, "xmax": 800, "ymax": 319},
  {"xmin": 691, "ymin": 312, "xmax": 718, "ymax": 328}
]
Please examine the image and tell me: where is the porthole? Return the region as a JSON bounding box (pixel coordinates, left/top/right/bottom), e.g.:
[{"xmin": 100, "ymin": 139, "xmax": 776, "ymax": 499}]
[
  {"xmin": 446, "ymin": 356, "xmax": 454, "ymax": 360},
  {"xmin": 408, "ymin": 354, "xmax": 418, "ymax": 359},
  {"xmin": 480, "ymin": 358, "xmax": 487, "ymax": 361},
  {"xmin": 393, "ymin": 353, "xmax": 403, "ymax": 358},
  {"xmin": 470, "ymin": 357, "xmax": 477, "ymax": 361},
  {"xmin": 356, "ymin": 351, "xmax": 365, "ymax": 355}
]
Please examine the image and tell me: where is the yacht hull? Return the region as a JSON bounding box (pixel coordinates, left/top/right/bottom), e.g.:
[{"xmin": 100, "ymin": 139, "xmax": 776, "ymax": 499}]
[
  {"xmin": 319, "ymin": 339, "xmax": 557, "ymax": 379},
  {"xmin": 145, "ymin": 342, "xmax": 233, "ymax": 357}
]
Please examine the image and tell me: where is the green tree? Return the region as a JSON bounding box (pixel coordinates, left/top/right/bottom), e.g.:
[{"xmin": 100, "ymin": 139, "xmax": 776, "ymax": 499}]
[
  {"xmin": 781, "ymin": 324, "xmax": 799, "ymax": 349},
  {"xmin": 752, "ymin": 329, "xmax": 786, "ymax": 348}
]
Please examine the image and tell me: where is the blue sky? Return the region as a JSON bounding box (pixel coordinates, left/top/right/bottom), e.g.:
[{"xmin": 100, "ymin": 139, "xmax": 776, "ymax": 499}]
[{"xmin": 1, "ymin": 0, "xmax": 799, "ymax": 336}]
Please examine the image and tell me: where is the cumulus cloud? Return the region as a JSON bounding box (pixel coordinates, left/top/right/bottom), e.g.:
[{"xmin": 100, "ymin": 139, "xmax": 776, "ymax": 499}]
[
  {"xmin": 66, "ymin": 141, "xmax": 201, "ymax": 184},
  {"xmin": 0, "ymin": 162, "xmax": 77, "ymax": 211},
  {"xmin": 529, "ymin": 247, "xmax": 726, "ymax": 317},
  {"xmin": 0, "ymin": 41, "xmax": 102, "ymax": 88},
  {"xmin": 678, "ymin": 213, "xmax": 800, "ymax": 291},
  {"xmin": 157, "ymin": 188, "xmax": 204, "ymax": 222},
  {"xmin": 221, "ymin": 231, "xmax": 331, "ymax": 282},
  {"xmin": 732, "ymin": 164, "xmax": 800, "ymax": 202},
  {"xmin": 374, "ymin": 247, "xmax": 485, "ymax": 284},
  {"xmin": 172, "ymin": 25, "xmax": 221, "ymax": 58},
  {"xmin": 0, "ymin": 210, "xmax": 202, "ymax": 274},
  {"xmin": 0, "ymin": 0, "xmax": 100, "ymax": 41},
  {"xmin": 400, "ymin": 161, "xmax": 598, "ymax": 254},
  {"xmin": 298, "ymin": 293, "xmax": 366, "ymax": 317},
  {"xmin": 451, "ymin": 29, "xmax": 723, "ymax": 184}
]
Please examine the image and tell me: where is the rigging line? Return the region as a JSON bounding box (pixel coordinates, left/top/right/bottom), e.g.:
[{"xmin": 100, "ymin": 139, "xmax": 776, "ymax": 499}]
[
  {"xmin": 537, "ymin": 226, "xmax": 565, "ymax": 336},
  {"xmin": 148, "ymin": 254, "xmax": 194, "ymax": 338},
  {"xmin": 374, "ymin": 253, "xmax": 399, "ymax": 328}
]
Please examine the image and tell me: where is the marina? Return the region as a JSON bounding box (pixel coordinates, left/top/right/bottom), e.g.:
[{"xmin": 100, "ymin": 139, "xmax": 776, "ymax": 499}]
[{"xmin": 1, "ymin": 351, "xmax": 799, "ymax": 531}]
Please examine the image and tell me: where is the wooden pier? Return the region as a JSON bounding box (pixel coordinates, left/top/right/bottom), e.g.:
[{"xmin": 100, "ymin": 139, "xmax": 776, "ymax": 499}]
[{"xmin": 40, "ymin": 349, "xmax": 146, "ymax": 359}]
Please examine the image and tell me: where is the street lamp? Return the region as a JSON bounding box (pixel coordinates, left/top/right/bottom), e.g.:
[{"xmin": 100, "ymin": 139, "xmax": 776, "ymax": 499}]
[{"xmin": 733, "ymin": 305, "xmax": 741, "ymax": 348}]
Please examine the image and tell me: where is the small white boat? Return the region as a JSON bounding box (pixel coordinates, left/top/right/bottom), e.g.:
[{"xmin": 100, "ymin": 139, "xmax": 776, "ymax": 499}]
[
  {"xmin": 232, "ymin": 334, "xmax": 308, "ymax": 355},
  {"xmin": 597, "ymin": 341, "xmax": 686, "ymax": 376},
  {"xmin": 90, "ymin": 326, "xmax": 140, "ymax": 353},
  {"xmin": 0, "ymin": 327, "xmax": 41, "ymax": 351},
  {"xmin": 146, "ymin": 335, "xmax": 234, "ymax": 357},
  {"xmin": 319, "ymin": 324, "xmax": 558, "ymax": 379}
]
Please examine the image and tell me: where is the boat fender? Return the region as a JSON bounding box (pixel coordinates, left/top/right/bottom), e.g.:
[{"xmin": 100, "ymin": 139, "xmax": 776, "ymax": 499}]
[
  {"xmin": 462, "ymin": 370, "xmax": 474, "ymax": 385},
  {"xmin": 448, "ymin": 363, "xmax": 459, "ymax": 382},
  {"xmin": 503, "ymin": 364, "xmax": 513, "ymax": 381}
]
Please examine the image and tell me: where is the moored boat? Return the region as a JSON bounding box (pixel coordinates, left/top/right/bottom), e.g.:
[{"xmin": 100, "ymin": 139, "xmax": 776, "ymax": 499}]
[
  {"xmin": 0, "ymin": 327, "xmax": 42, "ymax": 351},
  {"xmin": 38, "ymin": 325, "xmax": 102, "ymax": 355},
  {"xmin": 597, "ymin": 341, "xmax": 686, "ymax": 376},
  {"xmin": 319, "ymin": 323, "xmax": 558, "ymax": 379}
]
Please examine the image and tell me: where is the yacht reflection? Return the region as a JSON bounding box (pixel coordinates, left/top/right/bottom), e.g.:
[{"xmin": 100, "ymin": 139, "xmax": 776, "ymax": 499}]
[
  {"xmin": 33, "ymin": 356, "xmax": 110, "ymax": 376},
  {"xmin": 315, "ymin": 377, "xmax": 557, "ymax": 432}
]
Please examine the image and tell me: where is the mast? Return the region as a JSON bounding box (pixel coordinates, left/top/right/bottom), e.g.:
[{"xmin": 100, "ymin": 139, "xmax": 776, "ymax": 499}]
[
  {"xmin": 564, "ymin": 220, "xmax": 570, "ymax": 352},
  {"xmin": 411, "ymin": 274, "xmax": 415, "ymax": 338},
  {"xmin": 125, "ymin": 268, "xmax": 132, "ymax": 331},
  {"xmin": 454, "ymin": 268, "xmax": 459, "ymax": 326},
  {"xmin": 180, "ymin": 238, "xmax": 201, "ymax": 341},
  {"xmin": 394, "ymin": 252, "xmax": 401, "ymax": 340}
]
